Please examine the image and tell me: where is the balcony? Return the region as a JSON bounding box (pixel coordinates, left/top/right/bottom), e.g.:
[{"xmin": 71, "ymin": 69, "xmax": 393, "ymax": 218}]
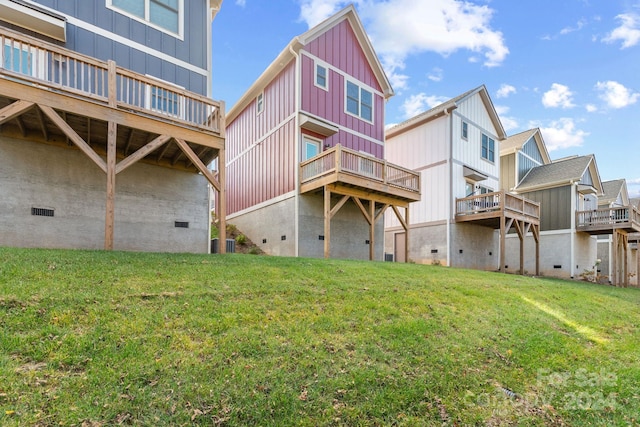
[
  {"xmin": 300, "ymin": 144, "xmax": 420, "ymax": 203},
  {"xmin": 455, "ymin": 191, "xmax": 541, "ymax": 275},
  {"xmin": 0, "ymin": 25, "xmax": 227, "ymax": 250},
  {"xmin": 455, "ymin": 190, "xmax": 540, "ymax": 227},
  {"xmin": 576, "ymin": 206, "xmax": 640, "ymax": 235},
  {"xmin": 0, "ymin": 26, "xmax": 224, "ymax": 169}
]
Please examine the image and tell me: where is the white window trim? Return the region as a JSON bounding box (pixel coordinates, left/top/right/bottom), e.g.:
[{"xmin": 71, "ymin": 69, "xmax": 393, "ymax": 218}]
[
  {"xmin": 461, "ymin": 121, "xmax": 468, "ymax": 140},
  {"xmin": 344, "ymin": 78, "xmax": 374, "ymax": 124},
  {"xmin": 106, "ymin": 0, "xmax": 184, "ymax": 40},
  {"xmin": 303, "ymin": 135, "xmax": 322, "ymax": 161},
  {"xmin": 314, "ymin": 60, "xmax": 329, "ymax": 91},
  {"xmin": 481, "ymin": 133, "xmax": 496, "ymax": 164},
  {"xmin": 256, "ymin": 92, "xmax": 264, "ymax": 115}
]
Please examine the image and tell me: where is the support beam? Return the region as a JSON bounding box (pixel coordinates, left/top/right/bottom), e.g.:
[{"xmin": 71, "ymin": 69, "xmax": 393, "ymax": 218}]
[
  {"xmin": 532, "ymin": 224, "xmax": 540, "ymax": 276},
  {"xmin": 0, "ymin": 100, "xmax": 34, "ymax": 125},
  {"xmin": 324, "ymin": 186, "xmax": 331, "ymax": 259},
  {"xmin": 330, "ymin": 195, "xmax": 350, "ymax": 219},
  {"xmin": 174, "ymin": 138, "xmax": 221, "ymax": 193},
  {"xmin": 38, "ymin": 104, "xmax": 107, "ymax": 173},
  {"xmin": 369, "ymin": 200, "xmax": 375, "ymax": 261},
  {"xmin": 116, "ymin": 134, "xmax": 172, "ymax": 175},
  {"xmin": 105, "ymin": 121, "xmax": 117, "ymax": 250},
  {"xmin": 35, "ymin": 106, "xmax": 49, "ymax": 141},
  {"xmin": 218, "ymin": 148, "xmax": 226, "ymax": 254}
]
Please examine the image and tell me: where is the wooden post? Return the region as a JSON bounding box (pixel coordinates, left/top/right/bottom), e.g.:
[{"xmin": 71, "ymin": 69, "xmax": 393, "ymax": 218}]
[
  {"xmin": 108, "ymin": 60, "xmax": 117, "ymax": 108},
  {"xmin": 534, "ymin": 225, "xmax": 540, "ymax": 276},
  {"xmin": 105, "ymin": 121, "xmax": 117, "ymax": 250},
  {"xmin": 369, "ymin": 200, "xmax": 375, "ymax": 261},
  {"xmin": 612, "ymin": 231, "xmax": 618, "ymax": 286},
  {"xmin": 624, "ymin": 234, "xmax": 629, "ymax": 287},
  {"xmin": 500, "ymin": 215, "xmax": 506, "ymax": 273},
  {"xmin": 218, "ymin": 148, "xmax": 226, "ymax": 254},
  {"xmin": 405, "ymin": 206, "xmax": 410, "ymax": 263},
  {"xmin": 324, "ymin": 186, "xmax": 331, "ymax": 259}
]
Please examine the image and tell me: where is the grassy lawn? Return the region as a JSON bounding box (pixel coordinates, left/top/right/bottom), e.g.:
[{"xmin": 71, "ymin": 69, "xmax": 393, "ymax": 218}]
[{"xmin": 1, "ymin": 247, "xmax": 639, "ymax": 426}]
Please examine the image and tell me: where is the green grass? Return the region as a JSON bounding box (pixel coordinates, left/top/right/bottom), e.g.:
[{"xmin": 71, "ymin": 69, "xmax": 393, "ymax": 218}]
[{"xmin": 1, "ymin": 247, "xmax": 639, "ymax": 426}]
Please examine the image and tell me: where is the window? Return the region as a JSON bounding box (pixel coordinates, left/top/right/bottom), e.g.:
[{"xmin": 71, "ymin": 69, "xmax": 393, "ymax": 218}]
[
  {"xmin": 315, "ymin": 63, "xmax": 328, "ymax": 90},
  {"xmin": 345, "ymin": 80, "xmax": 373, "ymax": 122},
  {"xmin": 108, "ymin": 0, "xmax": 182, "ymax": 36},
  {"xmin": 1, "ymin": 43, "xmax": 45, "ymax": 78},
  {"xmin": 256, "ymin": 92, "xmax": 264, "ymax": 115},
  {"xmin": 482, "ymin": 134, "xmax": 495, "ymax": 162},
  {"xmin": 462, "ymin": 121, "xmax": 468, "ymax": 140},
  {"xmin": 303, "ymin": 136, "xmax": 321, "ymax": 160},
  {"xmin": 151, "ymin": 86, "xmax": 180, "ymax": 116}
]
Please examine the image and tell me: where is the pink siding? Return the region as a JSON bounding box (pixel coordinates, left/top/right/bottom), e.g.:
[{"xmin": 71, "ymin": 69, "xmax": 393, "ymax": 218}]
[
  {"xmin": 305, "ymin": 20, "xmax": 381, "ymax": 92},
  {"xmin": 300, "ymin": 20, "xmax": 386, "ymax": 159},
  {"xmin": 226, "ymin": 62, "xmax": 296, "ymax": 215}
]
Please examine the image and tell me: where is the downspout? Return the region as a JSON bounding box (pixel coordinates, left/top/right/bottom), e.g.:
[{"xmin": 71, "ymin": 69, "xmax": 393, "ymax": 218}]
[
  {"xmin": 446, "ymin": 108, "xmax": 452, "ymax": 268},
  {"xmin": 289, "ymin": 42, "xmax": 301, "ymax": 257},
  {"xmin": 570, "ymin": 181, "xmax": 577, "ymax": 278}
]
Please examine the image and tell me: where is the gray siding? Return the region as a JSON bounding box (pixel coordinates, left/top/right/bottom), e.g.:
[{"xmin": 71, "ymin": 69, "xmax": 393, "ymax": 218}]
[
  {"xmin": 522, "ymin": 186, "xmax": 572, "ymax": 231},
  {"xmin": 29, "ymin": 0, "xmax": 209, "ymax": 95}
]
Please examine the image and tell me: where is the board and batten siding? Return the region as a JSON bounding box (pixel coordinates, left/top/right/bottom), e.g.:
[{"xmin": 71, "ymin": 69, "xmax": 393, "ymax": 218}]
[
  {"xmin": 500, "ymin": 153, "xmax": 517, "ymax": 192},
  {"xmin": 521, "ymin": 186, "xmax": 572, "ymax": 231},
  {"xmin": 29, "ymin": 0, "xmax": 209, "ymax": 95},
  {"xmin": 226, "ymin": 62, "xmax": 297, "ymax": 215},
  {"xmin": 300, "ymin": 18, "xmax": 385, "ymax": 156}
]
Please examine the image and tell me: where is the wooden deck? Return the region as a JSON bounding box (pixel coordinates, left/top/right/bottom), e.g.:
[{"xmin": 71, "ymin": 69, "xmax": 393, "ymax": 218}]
[
  {"xmin": 300, "ymin": 144, "xmax": 421, "ymax": 204},
  {"xmin": 455, "ymin": 191, "xmax": 540, "ymax": 228},
  {"xmin": 299, "ymin": 144, "xmax": 420, "ymax": 261},
  {"xmin": 0, "ymin": 26, "xmax": 227, "ymax": 251},
  {"xmin": 455, "ymin": 191, "xmax": 541, "ymax": 275},
  {"xmin": 576, "ymin": 206, "xmax": 640, "ymax": 235}
]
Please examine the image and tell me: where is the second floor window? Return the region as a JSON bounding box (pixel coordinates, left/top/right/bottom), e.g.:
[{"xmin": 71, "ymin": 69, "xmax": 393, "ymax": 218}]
[
  {"xmin": 462, "ymin": 121, "xmax": 468, "ymax": 140},
  {"xmin": 346, "ymin": 80, "xmax": 373, "ymax": 122},
  {"xmin": 482, "ymin": 134, "xmax": 495, "ymax": 162},
  {"xmin": 315, "ymin": 63, "xmax": 327, "ymax": 90},
  {"xmin": 256, "ymin": 92, "xmax": 264, "ymax": 114},
  {"xmin": 110, "ymin": 0, "xmax": 182, "ymax": 36}
]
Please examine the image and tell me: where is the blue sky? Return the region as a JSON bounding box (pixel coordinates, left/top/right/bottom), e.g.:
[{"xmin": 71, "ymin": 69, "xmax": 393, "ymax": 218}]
[{"xmin": 212, "ymin": 0, "xmax": 640, "ymax": 197}]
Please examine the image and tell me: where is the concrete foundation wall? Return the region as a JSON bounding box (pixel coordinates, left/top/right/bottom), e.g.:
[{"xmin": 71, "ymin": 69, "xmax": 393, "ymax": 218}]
[
  {"xmin": 0, "ymin": 137, "xmax": 210, "ymax": 253},
  {"xmin": 299, "ymin": 194, "xmax": 384, "ymax": 260},
  {"xmin": 504, "ymin": 230, "xmax": 597, "ymax": 279},
  {"xmin": 597, "ymin": 238, "xmax": 611, "ymax": 282},
  {"xmin": 390, "ymin": 222, "xmax": 448, "ymax": 265},
  {"xmin": 450, "ymin": 223, "xmax": 499, "ymax": 271},
  {"xmin": 227, "ymin": 196, "xmax": 297, "ymax": 257}
]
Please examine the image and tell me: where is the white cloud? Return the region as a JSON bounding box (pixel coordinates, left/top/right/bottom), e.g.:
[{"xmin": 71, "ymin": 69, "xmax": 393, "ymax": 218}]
[
  {"xmin": 560, "ymin": 18, "xmax": 587, "ymax": 35},
  {"xmin": 542, "ymin": 83, "xmax": 575, "ymax": 109},
  {"xmin": 537, "ymin": 118, "xmax": 589, "ymax": 151},
  {"xmin": 401, "ymin": 93, "xmax": 449, "ymax": 119},
  {"xmin": 585, "ymin": 104, "xmax": 598, "ymax": 113},
  {"xmin": 496, "ymin": 84, "xmax": 516, "ymax": 99},
  {"xmin": 235, "ymin": 0, "xmax": 246, "ymax": 6},
  {"xmin": 494, "ymin": 105, "xmax": 518, "ymax": 131},
  {"xmin": 595, "ymin": 80, "xmax": 640, "ymax": 109},
  {"xmin": 428, "ymin": 67, "xmax": 444, "ymax": 82},
  {"xmin": 298, "ymin": 0, "xmax": 345, "ymax": 27},
  {"xmin": 298, "ymin": 0, "xmax": 509, "ymax": 89},
  {"xmin": 603, "ymin": 13, "xmax": 640, "ymax": 48}
]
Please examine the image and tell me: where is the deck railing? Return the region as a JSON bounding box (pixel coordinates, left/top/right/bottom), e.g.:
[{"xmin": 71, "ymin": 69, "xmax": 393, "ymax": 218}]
[
  {"xmin": 456, "ymin": 190, "xmax": 540, "ymax": 220},
  {"xmin": 300, "ymin": 144, "xmax": 420, "ymax": 194},
  {"xmin": 0, "ymin": 27, "xmax": 222, "ymax": 133},
  {"xmin": 576, "ymin": 206, "xmax": 640, "ymax": 230}
]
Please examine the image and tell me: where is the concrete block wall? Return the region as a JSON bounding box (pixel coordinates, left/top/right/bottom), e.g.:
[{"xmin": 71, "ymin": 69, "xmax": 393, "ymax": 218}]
[
  {"xmin": 450, "ymin": 223, "xmax": 499, "ymax": 271},
  {"xmin": 0, "ymin": 137, "xmax": 210, "ymax": 253}
]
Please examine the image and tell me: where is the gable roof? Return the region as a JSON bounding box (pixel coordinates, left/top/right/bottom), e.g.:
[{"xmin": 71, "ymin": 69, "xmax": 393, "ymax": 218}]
[
  {"xmin": 599, "ymin": 179, "xmax": 629, "ymax": 206},
  {"xmin": 500, "ymin": 128, "xmax": 551, "ymax": 164},
  {"xmin": 386, "ymin": 85, "xmax": 506, "ymax": 140},
  {"xmin": 226, "ymin": 5, "xmax": 392, "ymax": 123},
  {"xmin": 516, "ymin": 154, "xmax": 603, "ymax": 195}
]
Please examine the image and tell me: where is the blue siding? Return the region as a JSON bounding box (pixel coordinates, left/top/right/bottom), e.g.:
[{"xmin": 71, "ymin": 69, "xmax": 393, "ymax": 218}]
[{"xmin": 28, "ymin": 0, "xmax": 209, "ymax": 96}]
